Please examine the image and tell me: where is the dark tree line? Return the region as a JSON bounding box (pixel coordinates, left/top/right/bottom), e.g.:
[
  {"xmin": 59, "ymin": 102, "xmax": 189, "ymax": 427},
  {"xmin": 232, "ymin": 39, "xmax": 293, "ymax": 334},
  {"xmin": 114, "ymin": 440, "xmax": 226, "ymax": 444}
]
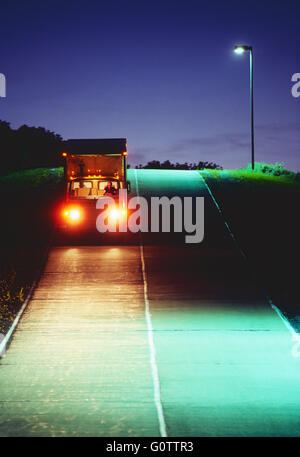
[
  {"xmin": 134, "ymin": 159, "xmax": 223, "ymax": 170},
  {"xmin": 0, "ymin": 120, "xmax": 63, "ymax": 176},
  {"xmin": 0, "ymin": 120, "xmax": 223, "ymax": 176}
]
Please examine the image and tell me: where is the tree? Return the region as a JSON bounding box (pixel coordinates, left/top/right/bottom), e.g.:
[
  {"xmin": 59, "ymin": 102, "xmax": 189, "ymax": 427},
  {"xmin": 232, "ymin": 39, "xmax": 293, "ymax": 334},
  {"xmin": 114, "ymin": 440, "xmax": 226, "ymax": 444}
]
[
  {"xmin": 135, "ymin": 159, "xmax": 222, "ymax": 170},
  {"xmin": 0, "ymin": 120, "xmax": 63, "ymax": 175}
]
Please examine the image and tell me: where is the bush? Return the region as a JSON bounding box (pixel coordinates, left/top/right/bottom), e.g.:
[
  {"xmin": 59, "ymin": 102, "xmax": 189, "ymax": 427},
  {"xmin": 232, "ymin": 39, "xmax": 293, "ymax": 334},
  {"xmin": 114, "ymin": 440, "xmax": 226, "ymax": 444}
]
[{"xmin": 241, "ymin": 162, "xmax": 298, "ymax": 179}]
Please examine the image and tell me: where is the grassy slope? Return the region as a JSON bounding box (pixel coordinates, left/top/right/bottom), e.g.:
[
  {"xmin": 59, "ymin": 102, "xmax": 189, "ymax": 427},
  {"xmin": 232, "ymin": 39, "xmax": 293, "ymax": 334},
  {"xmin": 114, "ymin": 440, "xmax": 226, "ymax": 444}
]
[
  {"xmin": 201, "ymin": 168, "xmax": 300, "ymax": 327},
  {"xmin": 0, "ymin": 167, "xmax": 64, "ymax": 334}
]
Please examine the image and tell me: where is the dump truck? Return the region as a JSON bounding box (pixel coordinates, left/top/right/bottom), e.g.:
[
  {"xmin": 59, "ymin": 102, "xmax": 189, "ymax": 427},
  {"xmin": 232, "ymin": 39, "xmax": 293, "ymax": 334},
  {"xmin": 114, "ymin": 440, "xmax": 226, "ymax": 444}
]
[{"xmin": 59, "ymin": 138, "xmax": 129, "ymax": 232}]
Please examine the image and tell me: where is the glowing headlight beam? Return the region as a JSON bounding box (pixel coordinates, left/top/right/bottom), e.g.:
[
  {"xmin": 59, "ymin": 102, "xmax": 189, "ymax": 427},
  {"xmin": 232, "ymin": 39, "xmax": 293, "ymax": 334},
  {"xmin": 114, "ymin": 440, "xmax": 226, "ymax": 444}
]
[
  {"xmin": 62, "ymin": 206, "xmax": 83, "ymax": 224},
  {"xmin": 69, "ymin": 209, "xmax": 81, "ymax": 221},
  {"xmin": 110, "ymin": 209, "xmax": 121, "ymax": 220}
]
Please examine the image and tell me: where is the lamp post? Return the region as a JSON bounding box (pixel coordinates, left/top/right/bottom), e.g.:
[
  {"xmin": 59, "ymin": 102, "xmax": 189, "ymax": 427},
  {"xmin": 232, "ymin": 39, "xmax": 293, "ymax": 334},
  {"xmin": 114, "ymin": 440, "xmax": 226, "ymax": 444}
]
[{"xmin": 234, "ymin": 45, "xmax": 254, "ymax": 170}]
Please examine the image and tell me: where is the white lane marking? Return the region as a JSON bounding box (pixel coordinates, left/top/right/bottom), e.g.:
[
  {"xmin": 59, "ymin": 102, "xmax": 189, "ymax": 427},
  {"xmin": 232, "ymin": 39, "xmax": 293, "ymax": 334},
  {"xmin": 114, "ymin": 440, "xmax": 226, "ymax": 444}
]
[
  {"xmin": 198, "ymin": 172, "xmax": 248, "ymax": 261},
  {"xmin": 134, "ymin": 169, "xmax": 167, "ymax": 437},
  {"xmin": 0, "ymin": 282, "xmax": 36, "ymax": 358},
  {"xmin": 200, "ymin": 172, "xmax": 300, "ymax": 356},
  {"xmin": 270, "ymin": 303, "xmax": 300, "ymax": 357},
  {"xmin": 0, "ymin": 229, "xmax": 55, "ymax": 358}
]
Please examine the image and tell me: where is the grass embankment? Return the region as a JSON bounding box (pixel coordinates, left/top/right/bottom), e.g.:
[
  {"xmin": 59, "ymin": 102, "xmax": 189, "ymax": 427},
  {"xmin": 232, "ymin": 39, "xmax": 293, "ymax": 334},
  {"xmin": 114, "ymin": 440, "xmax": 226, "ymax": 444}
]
[
  {"xmin": 201, "ymin": 163, "xmax": 300, "ymax": 327},
  {"xmin": 0, "ymin": 167, "xmax": 64, "ymax": 334}
]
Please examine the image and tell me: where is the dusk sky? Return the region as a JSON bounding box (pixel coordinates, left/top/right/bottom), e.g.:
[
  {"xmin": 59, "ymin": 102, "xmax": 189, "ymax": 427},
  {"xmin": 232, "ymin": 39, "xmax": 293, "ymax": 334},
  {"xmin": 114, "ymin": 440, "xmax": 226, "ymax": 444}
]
[{"xmin": 0, "ymin": 0, "xmax": 299, "ymax": 170}]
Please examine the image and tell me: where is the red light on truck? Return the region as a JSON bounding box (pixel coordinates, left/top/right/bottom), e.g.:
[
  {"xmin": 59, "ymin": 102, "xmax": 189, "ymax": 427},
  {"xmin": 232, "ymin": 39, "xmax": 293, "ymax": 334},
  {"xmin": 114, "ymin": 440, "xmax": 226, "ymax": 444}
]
[
  {"xmin": 62, "ymin": 152, "xmax": 68, "ymax": 157},
  {"xmin": 110, "ymin": 209, "xmax": 121, "ymax": 220},
  {"xmin": 122, "ymin": 151, "xmax": 127, "ymax": 156},
  {"xmin": 62, "ymin": 206, "xmax": 83, "ymax": 224},
  {"xmin": 69, "ymin": 209, "xmax": 80, "ymax": 220}
]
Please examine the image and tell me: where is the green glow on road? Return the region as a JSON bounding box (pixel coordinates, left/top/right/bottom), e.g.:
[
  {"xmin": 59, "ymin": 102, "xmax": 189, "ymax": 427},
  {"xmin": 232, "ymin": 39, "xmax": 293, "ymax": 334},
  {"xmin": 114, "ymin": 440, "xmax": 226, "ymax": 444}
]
[{"xmin": 128, "ymin": 169, "xmax": 202, "ymax": 196}]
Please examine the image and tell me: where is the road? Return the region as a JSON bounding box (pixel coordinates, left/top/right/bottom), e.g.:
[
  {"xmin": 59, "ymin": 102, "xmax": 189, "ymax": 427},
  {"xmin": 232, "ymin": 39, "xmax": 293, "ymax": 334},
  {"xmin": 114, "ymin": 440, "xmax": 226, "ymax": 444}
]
[{"xmin": 0, "ymin": 169, "xmax": 300, "ymax": 437}]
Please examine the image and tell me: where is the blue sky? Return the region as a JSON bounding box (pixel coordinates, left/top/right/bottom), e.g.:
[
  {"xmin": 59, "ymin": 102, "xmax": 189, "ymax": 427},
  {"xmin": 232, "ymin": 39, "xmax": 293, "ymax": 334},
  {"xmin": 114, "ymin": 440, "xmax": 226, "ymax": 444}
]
[{"xmin": 0, "ymin": 0, "xmax": 299, "ymax": 170}]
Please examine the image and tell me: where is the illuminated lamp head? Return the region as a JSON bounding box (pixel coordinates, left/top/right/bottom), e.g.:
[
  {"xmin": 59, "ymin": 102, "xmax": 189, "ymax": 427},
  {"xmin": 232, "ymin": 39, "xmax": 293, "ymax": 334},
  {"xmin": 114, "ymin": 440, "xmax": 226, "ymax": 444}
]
[{"xmin": 234, "ymin": 45, "xmax": 252, "ymax": 54}]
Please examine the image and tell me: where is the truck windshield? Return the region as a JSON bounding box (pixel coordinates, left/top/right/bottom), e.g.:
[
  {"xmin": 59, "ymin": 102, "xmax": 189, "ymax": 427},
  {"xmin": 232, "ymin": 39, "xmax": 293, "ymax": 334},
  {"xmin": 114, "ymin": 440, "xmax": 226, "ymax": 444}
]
[
  {"xmin": 98, "ymin": 181, "xmax": 119, "ymax": 191},
  {"xmin": 69, "ymin": 180, "xmax": 119, "ymax": 198},
  {"xmin": 70, "ymin": 181, "xmax": 92, "ymax": 197}
]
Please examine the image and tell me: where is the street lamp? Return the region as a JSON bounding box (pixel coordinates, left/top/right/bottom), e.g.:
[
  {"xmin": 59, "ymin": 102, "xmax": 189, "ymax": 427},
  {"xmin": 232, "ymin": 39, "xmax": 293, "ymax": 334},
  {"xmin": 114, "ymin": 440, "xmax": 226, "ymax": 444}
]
[{"xmin": 234, "ymin": 45, "xmax": 255, "ymax": 170}]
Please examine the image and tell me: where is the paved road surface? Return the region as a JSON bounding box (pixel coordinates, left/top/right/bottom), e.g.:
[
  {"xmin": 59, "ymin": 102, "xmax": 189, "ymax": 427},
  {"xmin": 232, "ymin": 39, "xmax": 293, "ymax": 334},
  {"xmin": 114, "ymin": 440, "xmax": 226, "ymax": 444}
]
[{"xmin": 0, "ymin": 169, "xmax": 300, "ymax": 436}]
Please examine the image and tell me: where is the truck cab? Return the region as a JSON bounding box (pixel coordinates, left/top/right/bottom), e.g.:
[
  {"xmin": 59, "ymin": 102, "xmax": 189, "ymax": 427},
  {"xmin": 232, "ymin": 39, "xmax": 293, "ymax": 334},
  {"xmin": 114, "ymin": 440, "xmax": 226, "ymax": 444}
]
[{"xmin": 59, "ymin": 138, "xmax": 129, "ymax": 231}]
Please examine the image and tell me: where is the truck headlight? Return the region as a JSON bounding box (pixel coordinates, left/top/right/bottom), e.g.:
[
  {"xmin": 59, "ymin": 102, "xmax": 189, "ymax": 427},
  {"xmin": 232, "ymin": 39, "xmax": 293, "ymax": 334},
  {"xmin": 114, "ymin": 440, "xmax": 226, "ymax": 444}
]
[
  {"xmin": 110, "ymin": 209, "xmax": 121, "ymax": 220},
  {"xmin": 63, "ymin": 206, "xmax": 83, "ymax": 224},
  {"xmin": 109, "ymin": 208, "xmax": 127, "ymax": 220}
]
